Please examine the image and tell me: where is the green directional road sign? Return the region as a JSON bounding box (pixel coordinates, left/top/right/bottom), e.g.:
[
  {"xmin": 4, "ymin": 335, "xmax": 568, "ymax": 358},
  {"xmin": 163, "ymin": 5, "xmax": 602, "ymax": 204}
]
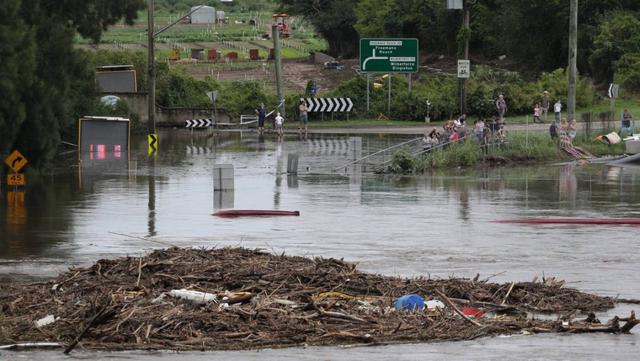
[{"xmin": 359, "ymin": 38, "xmax": 419, "ymax": 73}]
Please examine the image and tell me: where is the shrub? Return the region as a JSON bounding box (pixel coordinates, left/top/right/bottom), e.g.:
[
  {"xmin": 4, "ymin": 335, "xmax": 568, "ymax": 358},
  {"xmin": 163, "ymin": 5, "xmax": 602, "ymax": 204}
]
[{"xmin": 389, "ymin": 149, "xmax": 415, "ymax": 173}]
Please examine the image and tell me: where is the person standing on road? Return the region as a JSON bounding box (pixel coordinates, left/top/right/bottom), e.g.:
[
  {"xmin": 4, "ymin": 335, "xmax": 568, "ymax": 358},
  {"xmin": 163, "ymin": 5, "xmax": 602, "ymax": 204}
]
[
  {"xmin": 549, "ymin": 121, "xmax": 559, "ymax": 139},
  {"xmin": 554, "ymin": 100, "xmax": 562, "ymax": 122},
  {"xmin": 622, "ymin": 109, "xmax": 633, "ymax": 132},
  {"xmin": 298, "ymin": 100, "xmax": 309, "ymax": 135},
  {"xmin": 533, "ymin": 103, "xmax": 542, "ymax": 123},
  {"xmin": 255, "ymin": 103, "xmax": 266, "ymax": 133},
  {"xmin": 275, "ymin": 112, "xmax": 284, "ymax": 139},
  {"xmin": 496, "ymin": 94, "xmax": 507, "ymax": 122},
  {"xmin": 541, "ymin": 91, "xmax": 550, "ymax": 121}
]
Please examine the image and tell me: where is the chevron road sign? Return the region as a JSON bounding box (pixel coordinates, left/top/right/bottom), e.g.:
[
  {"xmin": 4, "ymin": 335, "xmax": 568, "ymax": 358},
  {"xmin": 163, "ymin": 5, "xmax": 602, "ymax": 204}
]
[
  {"xmin": 148, "ymin": 133, "xmax": 158, "ymax": 156},
  {"xmin": 186, "ymin": 119, "xmax": 213, "ymax": 128},
  {"xmin": 302, "ymin": 98, "xmax": 353, "ymax": 113}
]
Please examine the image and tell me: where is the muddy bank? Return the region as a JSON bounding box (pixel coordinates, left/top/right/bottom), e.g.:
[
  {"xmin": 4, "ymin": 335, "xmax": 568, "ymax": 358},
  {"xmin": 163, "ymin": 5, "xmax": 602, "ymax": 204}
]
[{"xmin": 0, "ymin": 247, "xmax": 637, "ymax": 352}]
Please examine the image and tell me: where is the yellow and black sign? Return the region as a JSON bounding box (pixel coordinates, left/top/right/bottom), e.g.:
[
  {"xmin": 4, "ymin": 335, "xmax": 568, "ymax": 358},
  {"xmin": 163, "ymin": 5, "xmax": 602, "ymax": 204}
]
[
  {"xmin": 4, "ymin": 150, "xmax": 28, "ymax": 172},
  {"xmin": 148, "ymin": 133, "xmax": 158, "ymax": 155},
  {"xmin": 7, "ymin": 173, "xmax": 25, "ymax": 186}
]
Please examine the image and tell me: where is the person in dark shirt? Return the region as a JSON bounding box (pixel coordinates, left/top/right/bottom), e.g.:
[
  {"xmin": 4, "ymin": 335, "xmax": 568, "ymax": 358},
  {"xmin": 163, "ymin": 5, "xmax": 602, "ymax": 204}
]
[
  {"xmin": 255, "ymin": 103, "xmax": 266, "ymax": 133},
  {"xmin": 549, "ymin": 121, "xmax": 559, "ymax": 139}
]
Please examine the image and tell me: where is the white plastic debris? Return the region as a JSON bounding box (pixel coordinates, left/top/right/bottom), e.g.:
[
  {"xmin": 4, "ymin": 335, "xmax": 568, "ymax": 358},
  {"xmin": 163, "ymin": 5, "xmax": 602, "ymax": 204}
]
[
  {"xmin": 168, "ymin": 289, "xmax": 217, "ymax": 304},
  {"xmin": 425, "ymin": 300, "xmax": 446, "ymax": 310},
  {"xmin": 34, "ymin": 315, "xmax": 57, "ymax": 328}
]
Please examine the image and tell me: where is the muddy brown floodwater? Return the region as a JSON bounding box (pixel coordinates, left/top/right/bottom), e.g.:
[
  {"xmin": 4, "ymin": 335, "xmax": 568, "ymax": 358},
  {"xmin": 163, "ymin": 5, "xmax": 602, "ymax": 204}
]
[{"xmin": 1, "ymin": 130, "xmax": 639, "ymax": 360}]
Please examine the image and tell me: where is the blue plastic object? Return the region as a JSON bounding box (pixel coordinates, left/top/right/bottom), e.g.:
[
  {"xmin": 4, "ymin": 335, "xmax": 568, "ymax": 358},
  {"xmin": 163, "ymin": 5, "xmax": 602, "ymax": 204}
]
[{"xmin": 394, "ymin": 294, "xmax": 425, "ymax": 311}]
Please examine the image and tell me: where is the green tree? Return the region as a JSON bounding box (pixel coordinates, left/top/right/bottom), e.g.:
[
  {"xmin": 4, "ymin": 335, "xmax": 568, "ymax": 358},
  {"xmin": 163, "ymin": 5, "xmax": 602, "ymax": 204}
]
[
  {"xmin": 278, "ymin": 0, "xmax": 360, "ymax": 57},
  {"xmin": 0, "ymin": 0, "xmax": 145, "ymax": 167},
  {"xmin": 354, "ymin": 0, "xmax": 394, "ymax": 37},
  {"xmin": 590, "ymin": 12, "xmax": 640, "ymax": 84},
  {"xmin": 0, "ymin": 0, "xmax": 35, "ymax": 155}
]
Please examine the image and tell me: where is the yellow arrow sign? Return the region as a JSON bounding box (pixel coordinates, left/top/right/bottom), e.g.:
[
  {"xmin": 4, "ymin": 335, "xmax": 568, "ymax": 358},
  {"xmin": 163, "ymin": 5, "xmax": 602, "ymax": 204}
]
[{"xmin": 4, "ymin": 150, "xmax": 28, "ymax": 172}]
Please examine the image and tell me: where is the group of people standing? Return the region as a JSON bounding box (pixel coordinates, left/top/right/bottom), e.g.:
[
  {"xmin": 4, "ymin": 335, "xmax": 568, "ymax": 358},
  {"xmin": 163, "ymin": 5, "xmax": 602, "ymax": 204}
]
[
  {"xmin": 496, "ymin": 91, "xmax": 565, "ymax": 125},
  {"xmin": 422, "ymin": 115, "xmax": 506, "ymax": 151},
  {"xmin": 255, "ymin": 100, "xmax": 310, "ymax": 140}
]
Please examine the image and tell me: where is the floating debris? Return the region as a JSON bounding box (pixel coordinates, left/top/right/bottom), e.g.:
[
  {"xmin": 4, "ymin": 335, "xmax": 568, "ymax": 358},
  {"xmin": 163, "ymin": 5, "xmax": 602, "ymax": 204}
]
[{"xmin": 0, "ymin": 247, "xmax": 637, "ymax": 352}]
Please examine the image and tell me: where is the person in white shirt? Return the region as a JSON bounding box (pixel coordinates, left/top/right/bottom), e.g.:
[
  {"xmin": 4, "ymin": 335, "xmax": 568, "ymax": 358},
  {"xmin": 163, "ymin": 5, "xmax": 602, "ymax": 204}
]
[
  {"xmin": 554, "ymin": 100, "xmax": 562, "ymax": 122},
  {"xmin": 275, "ymin": 112, "xmax": 284, "ymax": 137}
]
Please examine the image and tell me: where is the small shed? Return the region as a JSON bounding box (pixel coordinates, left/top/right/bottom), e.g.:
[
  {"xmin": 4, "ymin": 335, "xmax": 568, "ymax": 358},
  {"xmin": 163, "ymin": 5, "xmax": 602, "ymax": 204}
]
[
  {"xmin": 216, "ymin": 11, "xmax": 225, "ymax": 22},
  {"xmin": 226, "ymin": 52, "xmax": 238, "ymax": 62},
  {"xmin": 191, "ymin": 48, "xmax": 205, "ymax": 60},
  {"xmin": 190, "ymin": 6, "xmax": 216, "ymax": 24},
  {"xmin": 208, "ymin": 49, "xmax": 220, "ymax": 62}
]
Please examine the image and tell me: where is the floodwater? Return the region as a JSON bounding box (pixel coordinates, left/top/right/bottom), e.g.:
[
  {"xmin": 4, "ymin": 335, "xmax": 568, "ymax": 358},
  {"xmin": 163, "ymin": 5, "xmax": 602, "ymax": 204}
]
[{"xmin": 1, "ymin": 130, "xmax": 640, "ymax": 360}]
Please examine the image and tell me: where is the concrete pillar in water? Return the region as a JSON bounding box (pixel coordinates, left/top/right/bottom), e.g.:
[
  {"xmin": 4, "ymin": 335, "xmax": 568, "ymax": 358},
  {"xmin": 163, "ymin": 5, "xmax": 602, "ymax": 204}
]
[
  {"xmin": 213, "ymin": 164, "xmax": 234, "ymax": 209},
  {"xmin": 287, "ymin": 154, "xmax": 299, "ymax": 175}
]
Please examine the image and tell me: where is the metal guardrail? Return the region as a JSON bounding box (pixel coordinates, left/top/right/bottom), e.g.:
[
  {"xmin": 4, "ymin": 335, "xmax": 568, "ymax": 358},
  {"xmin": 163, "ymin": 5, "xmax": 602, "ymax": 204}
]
[
  {"xmin": 333, "ymin": 137, "xmax": 421, "ymax": 172},
  {"xmin": 374, "ymin": 136, "xmax": 469, "ymax": 169},
  {"xmin": 239, "ymin": 115, "xmax": 258, "ymax": 125}
]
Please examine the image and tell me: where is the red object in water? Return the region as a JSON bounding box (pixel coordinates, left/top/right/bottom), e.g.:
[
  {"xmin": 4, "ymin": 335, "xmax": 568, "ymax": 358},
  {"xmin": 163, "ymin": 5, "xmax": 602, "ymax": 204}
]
[
  {"xmin": 462, "ymin": 307, "xmax": 485, "ymax": 318},
  {"xmin": 495, "ymin": 218, "xmax": 640, "ymax": 225},
  {"xmin": 213, "ymin": 210, "xmax": 300, "ymax": 218}
]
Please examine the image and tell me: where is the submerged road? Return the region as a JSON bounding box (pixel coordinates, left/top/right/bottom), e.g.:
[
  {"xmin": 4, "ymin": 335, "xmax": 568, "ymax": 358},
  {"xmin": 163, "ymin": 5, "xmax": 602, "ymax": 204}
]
[{"xmin": 308, "ymin": 122, "xmax": 593, "ymax": 135}]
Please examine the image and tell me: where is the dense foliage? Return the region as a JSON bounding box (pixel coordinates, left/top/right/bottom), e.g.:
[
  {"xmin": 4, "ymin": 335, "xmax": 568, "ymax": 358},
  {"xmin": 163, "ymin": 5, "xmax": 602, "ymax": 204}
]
[
  {"xmin": 0, "ymin": 0, "xmax": 145, "ymax": 167},
  {"xmin": 328, "ymin": 67, "xmax": 595, "ymax": 121},
  {"xmin": 278, "ymin": 0, "xmax": 360, "ymax": 57},
  {"xmin": 590, "ymin": 12, "xmax": 640, "ymax": 94},
  {"xmin": 279, "ymin": 0, "xmax": 640, "ymax": 81}
]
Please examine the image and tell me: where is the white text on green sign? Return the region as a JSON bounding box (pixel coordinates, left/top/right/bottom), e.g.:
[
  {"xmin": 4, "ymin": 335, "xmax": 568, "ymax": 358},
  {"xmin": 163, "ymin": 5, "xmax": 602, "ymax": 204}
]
[{"xmin": 360, "ymin": 38, "xmax": 419, "ymax": 73}]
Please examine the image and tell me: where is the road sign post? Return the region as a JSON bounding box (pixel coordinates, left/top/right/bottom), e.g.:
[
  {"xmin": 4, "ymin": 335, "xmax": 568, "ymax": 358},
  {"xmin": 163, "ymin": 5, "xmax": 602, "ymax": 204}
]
[
  {"xmin": 359, "ymin": 38, "xmax": 419, "ymax": 73},
  {"xmin": 457, "ymin": 60, "xmax": 470, "ymax": 79},
  {"xmin": 7, "ymin": 173, "xmax": 25, "ymax": 187},
  {"xmin": 207, "ymin": 91, "xmax": 219, "ymax": 125},
  {"xmin": 5, "ymin": 150, "xmax": 28, "ymax": 189},
  {"xmin": 360, "ymin": 38, "xmax": 418, "ymax": 118},
  {"xmin": 608, "ymin": 83, "xmax": 620, "ymax": 120},
  {"xmin": 5, "ymin": 150, "xmax": 28, "ymax": 173},
  {"xmin": 148, "ymin": 133, "xmax": 158, "ymax": 156}
]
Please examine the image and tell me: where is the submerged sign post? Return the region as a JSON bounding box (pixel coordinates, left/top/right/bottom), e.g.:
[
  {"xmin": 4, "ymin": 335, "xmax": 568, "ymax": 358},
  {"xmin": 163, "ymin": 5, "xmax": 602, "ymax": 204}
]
[
  {"xmin": 4, "ymin": 150, "xmax": 28, "ymax": 187},
  {"xmin": 359, "ymin": 38, "xmax": 419, "ymax": 73}
]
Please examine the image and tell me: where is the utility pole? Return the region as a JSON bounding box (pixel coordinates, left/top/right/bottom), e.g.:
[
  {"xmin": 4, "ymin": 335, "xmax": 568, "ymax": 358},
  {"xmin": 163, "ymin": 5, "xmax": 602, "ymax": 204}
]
[
  {"xmin": 272, "ymin": 25, "xmax": 285, "ymax": 116},
  {"xmin": 146, "ymin": 5, "xmax": 205, "ymax": 134},
  {"xmin": 388, "ymin": 74, "xmax": 392, "ymax": 118},
  {"xmin": 147, "ymin": 0, "xmax": 156, "ymax": 133},
  {"xmin": 460, "ymin": 0, "xmax": 470, "ymax": 115},
  {"xmin": 567, "ymin": 0, "xmax": 578, "ymax": 121}
]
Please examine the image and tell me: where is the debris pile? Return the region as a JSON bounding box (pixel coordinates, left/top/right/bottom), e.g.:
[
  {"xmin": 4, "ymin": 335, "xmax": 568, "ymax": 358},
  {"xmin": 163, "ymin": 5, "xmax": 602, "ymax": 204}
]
[{"xmin": 0, "ymin": 247, "xmax": 637, "ymax": 352}]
